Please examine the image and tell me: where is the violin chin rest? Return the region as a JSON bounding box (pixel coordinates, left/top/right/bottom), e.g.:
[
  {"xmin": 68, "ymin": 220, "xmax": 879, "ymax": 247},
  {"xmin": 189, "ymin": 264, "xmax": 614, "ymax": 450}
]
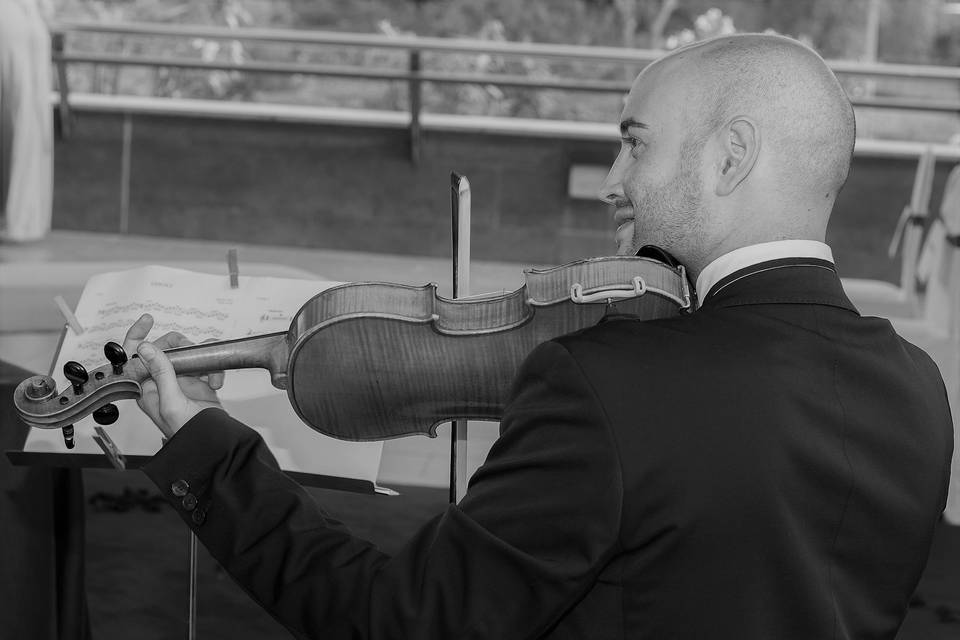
[{"xmin": 636, "ymin": 245, "xmax": 682, "ymax": 269}]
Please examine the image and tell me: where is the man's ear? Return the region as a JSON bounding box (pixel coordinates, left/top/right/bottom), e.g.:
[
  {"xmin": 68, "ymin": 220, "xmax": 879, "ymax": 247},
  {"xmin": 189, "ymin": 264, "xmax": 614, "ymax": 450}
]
[{"xmin": 715, "ymin": 117, "xmax": 759, "ymax": 197}]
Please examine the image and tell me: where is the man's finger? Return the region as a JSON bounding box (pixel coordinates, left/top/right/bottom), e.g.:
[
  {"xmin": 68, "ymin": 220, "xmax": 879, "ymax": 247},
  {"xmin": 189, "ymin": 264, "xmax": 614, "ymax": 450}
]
[
  {"xmin": 137, "ymin": 342, "xmax": 183, "ymax": 427},
  {"xmin": 208, "ymin": 372, "xmax": 224, "ymax": 390},
  {"xmin": 122, "ymin": 314, "xmax": 155, "ymax": 353},
  {"xmin": 152, "ymin": 331, "xmax": 192, "ymax": 350}
]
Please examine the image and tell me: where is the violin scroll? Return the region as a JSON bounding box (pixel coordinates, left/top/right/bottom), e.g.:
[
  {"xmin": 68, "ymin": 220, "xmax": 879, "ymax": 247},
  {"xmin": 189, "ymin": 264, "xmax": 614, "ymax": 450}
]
[{"xmin": 14, "ymin": 357, "xmax": 148, "ymax": 431}]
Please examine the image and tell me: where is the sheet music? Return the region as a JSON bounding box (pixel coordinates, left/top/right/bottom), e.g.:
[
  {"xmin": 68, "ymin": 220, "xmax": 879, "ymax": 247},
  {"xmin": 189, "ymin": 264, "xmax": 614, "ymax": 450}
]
[{"xmin": 24, "ymin": 265, "xmax": 384, "ymax": 484}]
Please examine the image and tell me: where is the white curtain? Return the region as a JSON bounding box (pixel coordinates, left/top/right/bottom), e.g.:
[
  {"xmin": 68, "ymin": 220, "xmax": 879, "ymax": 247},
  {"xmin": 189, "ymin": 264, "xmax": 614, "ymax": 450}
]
[{"xmin": 0, "ymin": 0, "xmax": 53, "ymax": 242}]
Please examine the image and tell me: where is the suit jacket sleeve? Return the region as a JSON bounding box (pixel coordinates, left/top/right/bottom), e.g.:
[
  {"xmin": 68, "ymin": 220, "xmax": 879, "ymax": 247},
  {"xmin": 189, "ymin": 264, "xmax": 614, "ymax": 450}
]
[{"xmin": 141, "ymin": 340, "xmax": 624, "ymax": 640}]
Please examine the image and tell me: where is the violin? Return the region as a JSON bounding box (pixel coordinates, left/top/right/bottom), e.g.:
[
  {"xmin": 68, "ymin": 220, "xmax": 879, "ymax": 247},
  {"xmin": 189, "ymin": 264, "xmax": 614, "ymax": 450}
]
[{"xmin": 13, "ymin": 255, "xmax": 691, "ymax": 442}]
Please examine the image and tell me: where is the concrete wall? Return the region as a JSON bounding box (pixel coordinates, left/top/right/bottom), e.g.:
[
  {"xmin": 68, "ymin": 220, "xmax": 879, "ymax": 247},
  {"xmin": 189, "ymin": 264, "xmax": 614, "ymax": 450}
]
[{"xmin": 52, "ymin": 107, "xmax": 956, "ymax": 282}]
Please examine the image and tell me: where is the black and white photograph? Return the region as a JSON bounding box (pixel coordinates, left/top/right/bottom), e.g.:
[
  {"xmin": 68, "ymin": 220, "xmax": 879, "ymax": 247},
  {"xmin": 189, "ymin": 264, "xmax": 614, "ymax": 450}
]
[{"xmin": 1, "ymin": 1, "xmax": 958, "ymax": 638}]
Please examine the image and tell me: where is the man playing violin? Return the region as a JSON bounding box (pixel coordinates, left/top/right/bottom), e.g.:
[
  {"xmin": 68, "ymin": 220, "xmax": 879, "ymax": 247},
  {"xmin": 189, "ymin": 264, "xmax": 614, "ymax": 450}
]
[{"xmin": 125, "ymin": 34, "xmax": 953, "ymax": 639}]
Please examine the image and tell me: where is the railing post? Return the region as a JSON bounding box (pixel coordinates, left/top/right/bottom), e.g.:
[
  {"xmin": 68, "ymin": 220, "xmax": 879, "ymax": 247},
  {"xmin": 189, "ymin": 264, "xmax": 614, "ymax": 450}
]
[
  {"xmin": 51, "ymin": 32, "xmax": 73, "ymax": 139},
  {"xmin": 408, "ymin": 49, "xmax": 421, "ymax": 165}
]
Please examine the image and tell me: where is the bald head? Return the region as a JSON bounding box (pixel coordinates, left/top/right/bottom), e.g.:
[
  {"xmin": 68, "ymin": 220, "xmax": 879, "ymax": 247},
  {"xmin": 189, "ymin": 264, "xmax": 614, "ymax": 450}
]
[
  {"xmin": 658, "ymin": 34, "xmax": 857, "ymax": 201},
  {"xmin": 599, "ymin": 34, "xmax": 857, "ymax": 272}
]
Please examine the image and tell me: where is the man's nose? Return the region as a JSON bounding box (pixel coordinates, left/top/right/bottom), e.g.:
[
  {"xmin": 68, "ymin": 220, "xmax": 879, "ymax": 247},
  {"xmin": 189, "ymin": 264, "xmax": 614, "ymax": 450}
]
[{"xmin": 598, "ymin": 152, "xmax": 626, "ymax": 205}]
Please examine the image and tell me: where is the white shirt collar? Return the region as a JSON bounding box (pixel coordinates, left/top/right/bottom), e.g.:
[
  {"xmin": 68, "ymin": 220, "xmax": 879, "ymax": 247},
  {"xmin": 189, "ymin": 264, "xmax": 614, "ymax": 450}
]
[{"xmin": 695, "ymin": 240, "xmax": 834, "ymax": 307}]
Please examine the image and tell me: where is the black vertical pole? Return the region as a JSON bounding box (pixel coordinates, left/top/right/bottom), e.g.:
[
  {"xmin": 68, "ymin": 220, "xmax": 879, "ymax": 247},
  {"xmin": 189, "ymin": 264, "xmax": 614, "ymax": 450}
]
[
  {"xmin": 408, "ymin": 50, "xmax": 422, "ymax": 165},
  {"xmin": 52, "ymin": 32, "xmax": 73, "ymax": 139},
  {"xmin": 449, "ymin": 172, "xmax": 461, "ymax": 504}
]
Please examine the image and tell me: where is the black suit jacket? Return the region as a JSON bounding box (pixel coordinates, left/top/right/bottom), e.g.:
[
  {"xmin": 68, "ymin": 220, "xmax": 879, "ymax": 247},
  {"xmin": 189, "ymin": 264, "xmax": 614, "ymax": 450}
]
[{"xmin": 143, "ymin": 259, "xmax": 953, "ymax": 639}]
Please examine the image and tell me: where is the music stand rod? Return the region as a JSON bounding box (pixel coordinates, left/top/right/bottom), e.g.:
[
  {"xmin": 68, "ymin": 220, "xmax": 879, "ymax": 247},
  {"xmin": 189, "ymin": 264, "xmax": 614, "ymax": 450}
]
[
  {"xmin": 450, "ymin": 172, "xmax": 471, "ymax": 504},
  {"xmin": 188, "ymin": 531, "xmax": 198, "ymax": 640}
]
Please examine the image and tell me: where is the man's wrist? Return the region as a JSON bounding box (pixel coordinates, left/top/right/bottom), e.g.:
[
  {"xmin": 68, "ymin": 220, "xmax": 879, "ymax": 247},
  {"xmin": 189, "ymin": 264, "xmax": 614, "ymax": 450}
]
[{"xmin": 161, "ymin": 405, "xmax": 225, "ymax": 446}]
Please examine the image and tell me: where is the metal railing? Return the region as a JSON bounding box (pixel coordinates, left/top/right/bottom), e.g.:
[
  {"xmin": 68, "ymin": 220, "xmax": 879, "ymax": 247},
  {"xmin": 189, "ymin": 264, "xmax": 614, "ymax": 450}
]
[{"xmin": 51, "ymin": 21, "xmax": 960, "ymax": 162}]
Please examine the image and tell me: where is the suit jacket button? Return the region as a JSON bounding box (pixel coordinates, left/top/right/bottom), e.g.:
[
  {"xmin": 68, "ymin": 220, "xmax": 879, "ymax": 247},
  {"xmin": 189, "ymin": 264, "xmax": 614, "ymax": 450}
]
[
  {"xmin": 181, "ymin": 493, "xmax": 198, "ymax": 511},
  {"xmin": 171, "ymin": 480, "xmax": 190, "ymax": 497},
  {"xmin": 191, "ymin": 508, "xmax": 206, "ymax": 525}
]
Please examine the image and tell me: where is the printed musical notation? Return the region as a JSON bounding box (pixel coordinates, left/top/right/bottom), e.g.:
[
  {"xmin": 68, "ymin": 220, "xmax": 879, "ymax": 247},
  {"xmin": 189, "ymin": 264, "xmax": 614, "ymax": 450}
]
[
  {"xmin": 259, "ymin": 309, "xmax": 288, "ymax": 323},
  {"xmin": 99, "ymin": 302, "xmax": 232, "ymax": 322}
]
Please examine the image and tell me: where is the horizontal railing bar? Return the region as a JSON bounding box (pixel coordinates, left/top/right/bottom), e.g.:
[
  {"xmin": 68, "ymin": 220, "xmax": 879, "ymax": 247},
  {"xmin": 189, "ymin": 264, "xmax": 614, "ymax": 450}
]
[
  {"xmin": 55, "ymin": 53, "xmax": 960, "ymax": 111},
  {"xmin": 853, "ymin": 97, "xmax": 960, "ymax": 113},
  {"xmin": 421, "ymin": 72, "xmax": 628, "ymax": 92},
  {"xmin": 828, "ymin": 59, "xmax": 960, "ymax": 81},
  {"xmin": 56, "ymin": 53, "xmax": 631, "ymax": 92},
  {"xmin": 53, "ymin": 21, "xmax": 960, "ymax": 81},
  {"xmin": 57, "ymin": 54, "xmax": 412, "ymax": 82}
]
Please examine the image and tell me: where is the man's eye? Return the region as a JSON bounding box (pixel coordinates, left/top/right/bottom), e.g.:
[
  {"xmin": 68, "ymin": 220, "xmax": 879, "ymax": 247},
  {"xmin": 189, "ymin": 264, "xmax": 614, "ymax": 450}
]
[{"xmin": 623, "ymin": 137, "xmax": 645, "ymax": 154}]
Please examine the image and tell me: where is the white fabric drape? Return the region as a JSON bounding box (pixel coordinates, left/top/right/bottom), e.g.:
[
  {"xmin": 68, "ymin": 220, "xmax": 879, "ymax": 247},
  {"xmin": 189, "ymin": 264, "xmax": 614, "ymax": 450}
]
[{"xmin": 0, "ymin": 0, "xmax": 53, "ymax": 242}]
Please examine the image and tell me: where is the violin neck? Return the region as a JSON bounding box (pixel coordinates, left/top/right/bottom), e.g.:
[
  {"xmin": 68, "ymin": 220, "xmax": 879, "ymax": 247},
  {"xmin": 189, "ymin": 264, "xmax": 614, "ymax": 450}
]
[{"xmin": 161, "ymin": 331, "xmax": 290, "ymax": 390}]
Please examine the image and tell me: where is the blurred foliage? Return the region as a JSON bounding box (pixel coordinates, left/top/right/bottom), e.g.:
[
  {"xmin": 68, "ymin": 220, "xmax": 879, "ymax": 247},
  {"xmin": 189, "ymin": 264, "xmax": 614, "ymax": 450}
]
[
  {"xmin": 54, "ymin": 0, "xmax": 264, "ymax": 98},
  {"xmin": 376, "ymin": 19, "xmax": 562, "ymax": 118},
  {"xmin": 49, "ymin": 0, "xmax": 960, "ymax": 136},
  {"xmin": 280, "ymin": 0, "xmax": 621, "ymax": 45},
  {"xmin": 664, "ymin": 7, "xmax": 738, "ymax": 49}
]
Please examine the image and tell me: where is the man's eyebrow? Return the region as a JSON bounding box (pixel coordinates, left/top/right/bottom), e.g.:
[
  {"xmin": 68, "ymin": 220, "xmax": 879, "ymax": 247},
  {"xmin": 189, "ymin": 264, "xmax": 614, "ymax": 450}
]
[{"xmin": 619, "ymin": 119, "xmax": 649, "ymax": 136}]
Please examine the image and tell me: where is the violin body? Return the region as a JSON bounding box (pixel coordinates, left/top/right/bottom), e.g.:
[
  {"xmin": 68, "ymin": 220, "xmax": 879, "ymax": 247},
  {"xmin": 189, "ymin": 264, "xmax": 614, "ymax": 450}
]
[
  {"xmin": 14, "ymin": 255, "xmax": 690, "ymax": 442},
  {"xmin": 287, "ymin": 256, "xmax": 687, "ymax": 440}
]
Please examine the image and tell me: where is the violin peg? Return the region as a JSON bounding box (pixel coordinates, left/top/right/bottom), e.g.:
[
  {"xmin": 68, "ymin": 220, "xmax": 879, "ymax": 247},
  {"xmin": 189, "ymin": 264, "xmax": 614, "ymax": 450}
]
[
  {"xmin": 92, "ymin": 403, "xmax": 120, "ymax": 426},
  {"xmin": 104, "ymin": 342, "xmax": 128, "ymax": 374},
  {"xmin": 63, "ymin": 361, "xmax": 89, "ymax": 395},
  {"xmin": 62, "ymin": 424, "xmax": 75, "ymax": 449}
]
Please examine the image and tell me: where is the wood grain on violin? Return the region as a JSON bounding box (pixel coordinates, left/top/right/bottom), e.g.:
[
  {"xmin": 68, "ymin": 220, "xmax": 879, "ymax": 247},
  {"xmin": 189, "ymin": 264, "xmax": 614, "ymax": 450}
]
[{"xmin": 14, "ymin": 256, "xmax": 691, "ymax": 441}]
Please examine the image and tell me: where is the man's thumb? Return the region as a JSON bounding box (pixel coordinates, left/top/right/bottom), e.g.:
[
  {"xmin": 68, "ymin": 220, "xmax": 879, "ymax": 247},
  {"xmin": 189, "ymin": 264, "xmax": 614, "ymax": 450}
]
[{"xmin": 137, "ymin": 342, "xmax": 178, "ymax": 401}]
